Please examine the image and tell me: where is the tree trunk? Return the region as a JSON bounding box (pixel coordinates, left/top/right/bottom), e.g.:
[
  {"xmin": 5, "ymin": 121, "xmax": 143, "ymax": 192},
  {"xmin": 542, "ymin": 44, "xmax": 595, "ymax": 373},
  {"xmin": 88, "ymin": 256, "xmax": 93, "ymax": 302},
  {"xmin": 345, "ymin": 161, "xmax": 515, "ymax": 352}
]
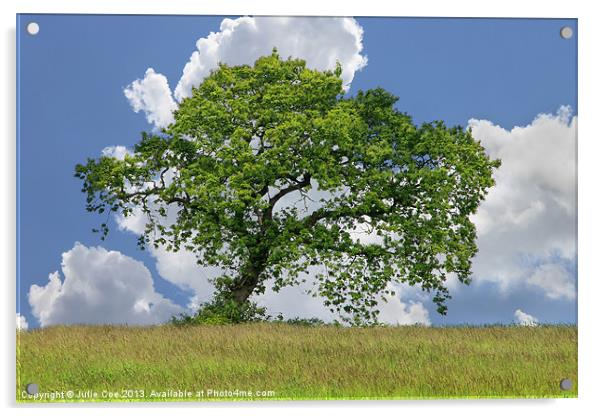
[
  {"xmin": 228, "ymin": 251, "xmax": 268, "ymax": 305},
  {"xmin": 231, "ymin": 282, "xmax": 257, "ymax": 304}
]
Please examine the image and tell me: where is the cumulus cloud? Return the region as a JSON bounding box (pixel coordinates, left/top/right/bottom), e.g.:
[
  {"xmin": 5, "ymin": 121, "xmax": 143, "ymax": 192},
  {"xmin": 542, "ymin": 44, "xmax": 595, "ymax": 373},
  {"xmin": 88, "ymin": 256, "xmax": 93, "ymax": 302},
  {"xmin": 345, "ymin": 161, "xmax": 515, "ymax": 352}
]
[
  {"xmin": 378, "ymin": 293, "xmax": 431, "ymax": 326},
  {"xmin": 174, "ymin": 16, "xmax": 367, "ymax": 101},
  {"xmin": 125, "ymin": 17, "xmax": 367, "ymax": 128},
  {"xmin": 514, "ymin": 309, "xmax": 539, "ymax": 326},
  {"xmin": 150, "ymin": 245, "xmax": 217, "ymax": 305},
  {"xmin": 16, "ymin": 313, "xmax": 29, "ymax": 331},
  {"xmin": 255, "ymin": 278, "xmax": 430, "ymax": 325},
  {"xmin": 527, "ymin": 263, "xmax": 576, "ymax": 300},
  {"xmin": 255, "ymin": 276, "xmax": 336, "ymax": 322},
  {"xmin": 467, "ymin": 107, "xmax": 577, "ymax": 300},
  {"xmin": 115, "ymin": 206, "xmax": 148, "ymax": 235},
  {"xmin": 124, "ymin": 68, "xmax": 177, "ymax": 129},
  {"xmin": 102, "ymin": 145, "xmax": 131, "ymax": 160},
  {"xmin": 114, "ymin": 198, "xmax": 219, "ymax": 305},
  {"xmin": 28, "ymin": 243, "xmax": 183, "ymax": 327}
]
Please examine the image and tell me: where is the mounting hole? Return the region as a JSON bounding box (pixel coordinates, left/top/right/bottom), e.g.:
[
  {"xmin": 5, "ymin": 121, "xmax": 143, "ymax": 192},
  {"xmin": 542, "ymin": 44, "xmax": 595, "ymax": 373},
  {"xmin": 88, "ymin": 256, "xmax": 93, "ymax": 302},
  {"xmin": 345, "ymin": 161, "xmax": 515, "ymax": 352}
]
[
  {"xmin": 26, "ymin": 22, "xmax": 40, "ymax": 35},
  {"xmin": 559, "ymin": 378, "xmax": 573, "ymax": 391},
  {"xmin": 560, "ymin": 26, "xmax": 573, "ymax": 39},
  {"xmin": 25, "ymin": 383, "xmax": 39, "ymax": 395}
]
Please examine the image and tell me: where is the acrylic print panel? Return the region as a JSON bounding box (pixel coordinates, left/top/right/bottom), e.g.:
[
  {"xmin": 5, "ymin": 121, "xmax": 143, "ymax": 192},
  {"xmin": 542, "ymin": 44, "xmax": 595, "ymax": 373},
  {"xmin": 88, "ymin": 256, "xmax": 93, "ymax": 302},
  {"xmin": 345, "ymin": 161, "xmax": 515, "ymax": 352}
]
[{"xmin": 16, "ymin": 14, "xmax": 577, "ymax": 402}]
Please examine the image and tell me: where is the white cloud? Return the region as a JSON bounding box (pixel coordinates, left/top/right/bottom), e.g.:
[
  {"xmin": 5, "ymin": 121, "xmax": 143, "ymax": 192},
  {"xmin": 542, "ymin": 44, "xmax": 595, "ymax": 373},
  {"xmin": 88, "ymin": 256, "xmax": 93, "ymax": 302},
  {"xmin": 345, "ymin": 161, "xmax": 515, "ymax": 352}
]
[
  {"xmin": 125, "ymin": 17, "xmax": 367, "ymax": 129},
  {"xmin": 115, "ymin": 201, "xmax": 218, "ymax": 305},
  {"xmin": 101, "ymin": 145, "xmax": 131, "ymax": 160},
  {"xmin": 255, "ymin": 277, "xmax": 430, "ymax": 326},
  {"xmin": 174, "ymin": 16, "xmax": 367, "ymax": 101},
  {"xmin": 124, "ymin": 68, "xmax": 177, "ymax": 129},
  {"xmin": 115, "ymin": 206, "xmax": 148, "ymax": 235},
  {"xmin": 28, "ymin": 243, "xmax": 183, "ymax": 327},
  {"xmin": 467, "ymin": 107, "xmax": 577, "ymax": 299},
  {"xmin": 514, "ymin": 309, "xmax": 539, "ymax": 326},
  {"xmin": 377, "ymin": 291, "xmax": 431, "ymax": 326},
  {"xmin": 256, "ymin": 277, "xmax": 336, "ymax": 322},
  {"xmin": 150, "ymin": 245, "xmax": 217, "ymax": 305},
  {"xmin": 16, "ymin": 313, "xmax": 29, "ymax": 331},
  {"xmin": 527, "ymin": 263, "xmax": 576, "ymax": 300}
]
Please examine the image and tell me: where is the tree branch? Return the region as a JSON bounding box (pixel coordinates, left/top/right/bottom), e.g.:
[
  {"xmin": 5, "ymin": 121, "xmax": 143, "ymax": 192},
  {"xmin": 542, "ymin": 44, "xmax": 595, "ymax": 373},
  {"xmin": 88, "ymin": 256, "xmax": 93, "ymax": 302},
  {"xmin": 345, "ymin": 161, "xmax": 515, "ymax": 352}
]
[{"xmin": 268, "ymin": 173, "xmax": 311, "ymax": 208}]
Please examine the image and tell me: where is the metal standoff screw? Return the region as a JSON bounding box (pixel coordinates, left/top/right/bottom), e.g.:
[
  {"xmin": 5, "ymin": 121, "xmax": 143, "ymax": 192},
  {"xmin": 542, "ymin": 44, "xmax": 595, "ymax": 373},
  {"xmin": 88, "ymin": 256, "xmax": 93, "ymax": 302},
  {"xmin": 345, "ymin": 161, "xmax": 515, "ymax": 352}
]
[
  {"xmin": 25, "ymin": 383, "xmax": 39, "ymax": 395},
  {"xmin": 559, "ymin": 378, "xmax": 573, "ymax": 391},
  {"xmin": 560, "ymin": 26, "xmax": 573, "ymax": 39},
  {"xmin": 26, "ymin": 22, "xmax": 40, "ymax": 35}
]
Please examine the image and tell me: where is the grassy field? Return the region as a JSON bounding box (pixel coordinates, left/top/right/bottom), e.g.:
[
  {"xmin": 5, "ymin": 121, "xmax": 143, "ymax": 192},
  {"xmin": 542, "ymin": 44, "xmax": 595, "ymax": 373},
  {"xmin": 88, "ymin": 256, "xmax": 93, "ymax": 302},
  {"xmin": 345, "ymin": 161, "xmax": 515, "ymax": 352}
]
[{"xmin": 16, "ymin": 324, "xmax": 577, "ymax": 402}]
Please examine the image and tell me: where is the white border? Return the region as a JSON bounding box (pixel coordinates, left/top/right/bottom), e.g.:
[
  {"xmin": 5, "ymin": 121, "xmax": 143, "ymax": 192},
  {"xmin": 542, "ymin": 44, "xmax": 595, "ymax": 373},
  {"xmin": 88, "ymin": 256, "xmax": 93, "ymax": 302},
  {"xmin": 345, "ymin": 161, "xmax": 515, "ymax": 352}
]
[{"xmin": 2, "ymin": 1, "xmax": 600, "ymax": 415}]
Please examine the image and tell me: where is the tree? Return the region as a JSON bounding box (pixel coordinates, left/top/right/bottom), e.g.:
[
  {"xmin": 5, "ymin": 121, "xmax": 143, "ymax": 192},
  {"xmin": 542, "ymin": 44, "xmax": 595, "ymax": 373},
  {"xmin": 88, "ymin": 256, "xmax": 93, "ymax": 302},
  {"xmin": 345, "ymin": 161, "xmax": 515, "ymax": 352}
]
[{"xmin": 75, "ymin": 51, "xmax": 500, "ymax": 324}]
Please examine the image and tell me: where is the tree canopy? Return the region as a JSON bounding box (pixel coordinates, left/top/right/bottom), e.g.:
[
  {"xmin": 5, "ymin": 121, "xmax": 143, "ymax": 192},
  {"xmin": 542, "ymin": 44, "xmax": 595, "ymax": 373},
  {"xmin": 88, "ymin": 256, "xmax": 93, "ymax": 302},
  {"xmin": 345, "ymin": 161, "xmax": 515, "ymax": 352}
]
[{"xmin": 76, "ymin": 51, "xmax": 500, "ymax": 324}]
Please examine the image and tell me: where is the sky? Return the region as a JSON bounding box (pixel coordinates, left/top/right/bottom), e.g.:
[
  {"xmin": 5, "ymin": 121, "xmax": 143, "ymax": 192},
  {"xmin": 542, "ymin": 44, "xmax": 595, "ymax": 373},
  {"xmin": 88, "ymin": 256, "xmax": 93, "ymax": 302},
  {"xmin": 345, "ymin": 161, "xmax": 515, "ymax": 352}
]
[{"xmin": 16, "ymin": 15, "xmax": 577, "ymax": 329}]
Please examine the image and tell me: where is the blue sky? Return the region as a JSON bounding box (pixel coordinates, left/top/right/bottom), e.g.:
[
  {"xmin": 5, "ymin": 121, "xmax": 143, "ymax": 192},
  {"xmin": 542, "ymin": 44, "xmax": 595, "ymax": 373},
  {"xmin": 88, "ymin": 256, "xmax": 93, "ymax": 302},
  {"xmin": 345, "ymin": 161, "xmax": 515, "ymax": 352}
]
[{"xmin": 17, "ymin": 15, "xmax": 577, "ymax": 328}]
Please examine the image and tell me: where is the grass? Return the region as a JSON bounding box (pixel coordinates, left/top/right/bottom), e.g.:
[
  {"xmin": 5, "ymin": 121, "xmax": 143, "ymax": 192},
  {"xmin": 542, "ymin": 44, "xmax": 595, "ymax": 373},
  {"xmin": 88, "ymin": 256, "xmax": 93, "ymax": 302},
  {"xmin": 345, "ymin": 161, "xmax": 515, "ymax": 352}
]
[{"xmin": 16, "ymin": 323, "xmax": 577, "ymax": 402}]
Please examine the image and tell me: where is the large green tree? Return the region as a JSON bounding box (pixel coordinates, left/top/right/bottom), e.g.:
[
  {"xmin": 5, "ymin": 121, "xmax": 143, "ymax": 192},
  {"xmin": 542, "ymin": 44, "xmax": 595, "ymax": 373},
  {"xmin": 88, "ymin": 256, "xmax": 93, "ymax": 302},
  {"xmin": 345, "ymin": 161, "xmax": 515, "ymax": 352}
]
[{"xmin": 76, "ymin": 51, "xmax": 499, "ymax": 324}]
